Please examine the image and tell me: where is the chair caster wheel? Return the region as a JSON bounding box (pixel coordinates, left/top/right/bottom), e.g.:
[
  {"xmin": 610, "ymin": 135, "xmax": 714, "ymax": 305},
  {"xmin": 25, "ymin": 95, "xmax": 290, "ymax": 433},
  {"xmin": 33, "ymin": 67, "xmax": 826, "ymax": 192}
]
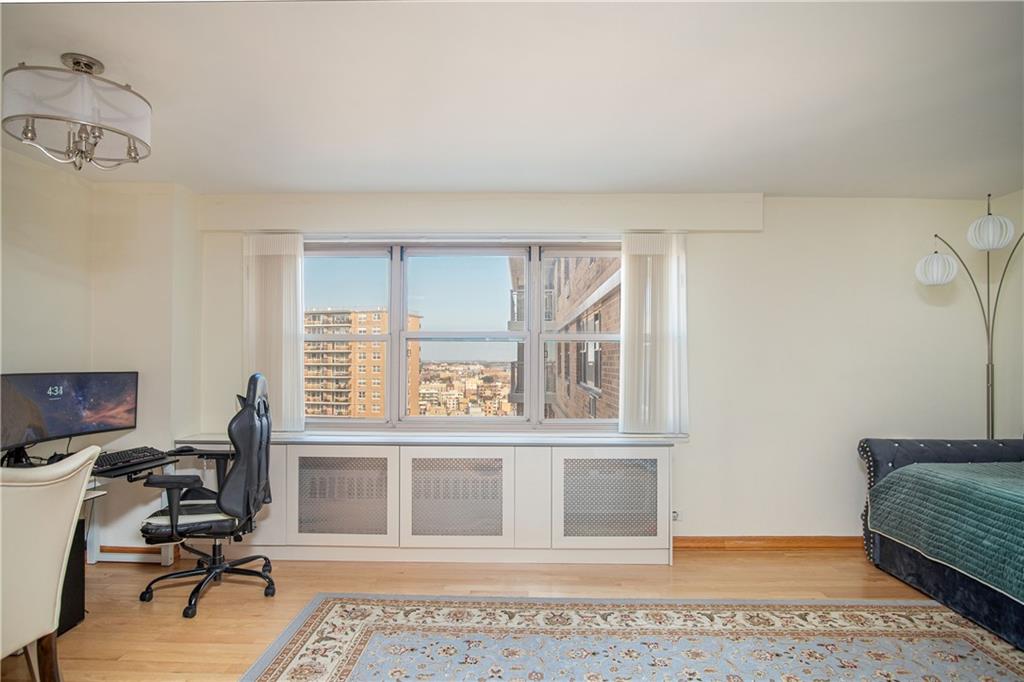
[
  {"xmin": 262, "ymin": 561, "xmax": 272, "ymax": 574},
  {"xmin": 264, "ymin": 585, "xmax": 276, "ymax": 597},
  {"xmin": 182, "ymin": 605, "xmax": 197, "ymax": 618},
  {"xmin": 196, "ymin": 560, "xmax": 206, "ymax": 569},
  {"xmin": 139, "ymin": 589, "xmax": 153, "ymax": 602}
]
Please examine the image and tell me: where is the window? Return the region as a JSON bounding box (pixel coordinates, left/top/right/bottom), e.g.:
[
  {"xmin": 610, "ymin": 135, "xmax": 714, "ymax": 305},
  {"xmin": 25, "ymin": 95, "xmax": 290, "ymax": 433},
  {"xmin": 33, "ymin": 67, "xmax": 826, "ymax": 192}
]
[
  {"xmin": 405, "ymin": 251, "xmax": 526, "ymax": 418},
  {"xmin": 303, "ymin": 244, "xmax": 620, "ymax": 427},
  {"xmin": 303, "ymin": 251, "xmax": 390, "ymax": 421},
  {"xmin": 541, "ymin": 253, "xmax": 621, "ymax": 420}
]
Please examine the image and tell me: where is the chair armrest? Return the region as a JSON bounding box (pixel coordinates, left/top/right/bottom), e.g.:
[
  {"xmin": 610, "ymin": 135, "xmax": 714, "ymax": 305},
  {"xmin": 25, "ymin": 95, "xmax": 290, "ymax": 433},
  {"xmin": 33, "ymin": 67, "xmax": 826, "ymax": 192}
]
[
  {"xmin": 195, "ymin": 452, "xmax": 234, "ymax": 489},
  {"xmin": 143, "ymin": 475, "xmax": 203, "ymax": 540},
  {"xmin": 144, "ymin": 474, "xmax": 204, "ymax": 490}
]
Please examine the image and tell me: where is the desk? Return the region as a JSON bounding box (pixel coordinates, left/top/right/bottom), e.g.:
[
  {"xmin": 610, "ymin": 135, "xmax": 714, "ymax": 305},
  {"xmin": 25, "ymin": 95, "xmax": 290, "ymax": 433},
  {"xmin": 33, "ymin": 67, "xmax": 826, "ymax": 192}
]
[{"xmin": 85, "ymin": 457, "xmax": 180, "ymax": 566}]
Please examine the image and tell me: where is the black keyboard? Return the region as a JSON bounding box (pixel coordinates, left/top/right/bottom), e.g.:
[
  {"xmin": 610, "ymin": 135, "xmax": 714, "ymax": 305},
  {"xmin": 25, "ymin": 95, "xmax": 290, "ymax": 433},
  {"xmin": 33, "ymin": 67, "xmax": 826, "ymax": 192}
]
[{"xmin": 94, "ymin": 446, "xmax": 167, "ymax": 474}]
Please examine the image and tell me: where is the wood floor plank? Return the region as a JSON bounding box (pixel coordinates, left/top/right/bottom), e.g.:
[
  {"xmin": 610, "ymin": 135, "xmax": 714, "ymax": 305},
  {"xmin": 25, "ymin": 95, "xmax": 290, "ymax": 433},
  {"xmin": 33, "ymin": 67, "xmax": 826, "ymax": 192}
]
[{"xmin": 1, "ymin": 549, "xmax": 923, "ymax": 680}]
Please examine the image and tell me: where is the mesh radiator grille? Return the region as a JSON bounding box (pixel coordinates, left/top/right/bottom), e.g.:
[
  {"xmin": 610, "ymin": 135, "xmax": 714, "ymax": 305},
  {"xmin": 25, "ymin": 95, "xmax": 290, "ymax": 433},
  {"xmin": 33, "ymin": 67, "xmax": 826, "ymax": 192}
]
[
  {"xmin": 563, "ymin": 458, "xmax": 658, "ymax": 537},
  {"xmin": 410, "ymin": 458, "xmax": 503, "ymax": 536},
  {"xmin": 297, "ymin": 457, "xmax": 388, "ymax": 535}
]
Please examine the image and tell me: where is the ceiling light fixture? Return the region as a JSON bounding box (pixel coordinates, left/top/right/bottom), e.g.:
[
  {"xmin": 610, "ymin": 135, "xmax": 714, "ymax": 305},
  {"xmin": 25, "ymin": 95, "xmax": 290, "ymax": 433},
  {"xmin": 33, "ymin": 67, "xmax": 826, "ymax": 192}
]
[{"xmin": 1, "ymin": 52, "xmax": 151, "ymax": 171}]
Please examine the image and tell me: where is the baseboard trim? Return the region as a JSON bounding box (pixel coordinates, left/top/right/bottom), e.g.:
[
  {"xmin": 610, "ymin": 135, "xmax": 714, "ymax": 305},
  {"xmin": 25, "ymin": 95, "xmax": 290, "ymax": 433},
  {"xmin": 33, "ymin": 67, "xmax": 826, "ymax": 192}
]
[
  {"xmin": 673, "ymin": 536, "xmax": 861, "ymax": 550},
  {"xmin": 100, "ymin": 545, "xmax": 162, "ymax": 554},
  {"xmin": 100, "ymin": 545, "xmax": 180, "ymax": 559}
]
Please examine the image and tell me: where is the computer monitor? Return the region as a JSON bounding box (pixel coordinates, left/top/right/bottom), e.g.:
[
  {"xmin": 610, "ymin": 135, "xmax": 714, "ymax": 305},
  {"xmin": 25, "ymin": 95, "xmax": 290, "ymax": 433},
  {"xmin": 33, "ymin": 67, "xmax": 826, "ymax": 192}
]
[{"xmin": 1, "ymin": 372, "xmax": 139, "ymax": 460}]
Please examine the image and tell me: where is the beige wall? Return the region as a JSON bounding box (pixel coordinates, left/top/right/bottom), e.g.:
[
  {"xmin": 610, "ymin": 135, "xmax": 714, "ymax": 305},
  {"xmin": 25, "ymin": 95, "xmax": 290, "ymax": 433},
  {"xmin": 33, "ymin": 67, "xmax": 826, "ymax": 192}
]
[
  {"xmin": 991, "ymin": 190, "xmax": 1024, "ymax": 426},
  {"xmin": 1, "ymin": 154, "xmax": 202, "ymax": 550},
  {"xmin": 88, "ymin": 182, "xmax": 203, "ymax": 547},
  {"xmin": 200, "ymin": 192, "xmax": 764, "ymax": 234},
  {"xmin": 196, "ymin": 194, "xmax": 1023, "ymax": 536},
  {"xmin": 680, "ymin": 196, "xmax": 1023, "ymax": 535},
  {"xmin": 3, "ymin": 151, "xmax": 1022, "ymax": 538},
  {"xmin": 2, "ymin": 153, "xmax": 93, "ymax": 371}
]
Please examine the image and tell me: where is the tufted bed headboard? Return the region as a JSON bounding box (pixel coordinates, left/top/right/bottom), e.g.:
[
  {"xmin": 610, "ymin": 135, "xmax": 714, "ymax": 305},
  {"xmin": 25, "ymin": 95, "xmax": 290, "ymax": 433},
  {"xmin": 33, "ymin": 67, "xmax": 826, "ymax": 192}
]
[{"xmin": 858, "ymin": 438, "xmax": 1024, "ymax": 562}]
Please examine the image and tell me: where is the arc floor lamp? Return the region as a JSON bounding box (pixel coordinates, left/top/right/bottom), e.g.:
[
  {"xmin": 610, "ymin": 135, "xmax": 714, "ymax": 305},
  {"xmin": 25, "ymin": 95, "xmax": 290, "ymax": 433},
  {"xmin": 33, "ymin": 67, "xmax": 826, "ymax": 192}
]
[{"xmin": 915, "ymin": 194, "xmax": 1022, "ymax": 439}]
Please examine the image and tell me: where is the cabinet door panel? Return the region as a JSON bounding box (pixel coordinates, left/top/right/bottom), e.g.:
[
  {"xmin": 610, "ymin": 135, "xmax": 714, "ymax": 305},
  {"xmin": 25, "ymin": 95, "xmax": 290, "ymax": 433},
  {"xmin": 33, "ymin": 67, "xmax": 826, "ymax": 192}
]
[
  {"xmin": 287, "ymin": 445, "xmax": 399, "ymax": 546},
  {"xmin": 400, "ymin": 446, "xmax": 514, "ymax": 547},
  {"xmin": 552, "ymin": 447, "xmax": 670, "ymax": 549}
]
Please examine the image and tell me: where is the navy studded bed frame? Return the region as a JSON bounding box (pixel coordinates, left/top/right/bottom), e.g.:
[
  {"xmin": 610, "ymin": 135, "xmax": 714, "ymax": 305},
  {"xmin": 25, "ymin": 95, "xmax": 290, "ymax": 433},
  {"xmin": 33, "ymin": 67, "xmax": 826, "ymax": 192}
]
[{"xmin": 858, "ymin": 438, "xmax": 1024, "ymax": 650}]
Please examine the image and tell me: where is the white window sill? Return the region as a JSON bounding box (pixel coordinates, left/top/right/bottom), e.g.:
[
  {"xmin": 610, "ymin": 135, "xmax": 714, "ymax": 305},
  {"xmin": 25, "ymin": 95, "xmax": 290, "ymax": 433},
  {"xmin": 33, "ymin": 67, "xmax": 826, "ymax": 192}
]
[{"xmin": 176, "ymin": 430, "xmax": 684, "ymax": 448}]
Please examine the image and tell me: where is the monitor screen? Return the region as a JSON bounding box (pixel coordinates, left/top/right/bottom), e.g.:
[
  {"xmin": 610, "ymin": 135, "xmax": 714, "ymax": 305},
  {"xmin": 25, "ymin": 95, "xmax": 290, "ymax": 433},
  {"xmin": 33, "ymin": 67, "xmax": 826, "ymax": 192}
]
[{"xmin": 1, "ymin": 372, "xmax": 138, "ymax": 450}]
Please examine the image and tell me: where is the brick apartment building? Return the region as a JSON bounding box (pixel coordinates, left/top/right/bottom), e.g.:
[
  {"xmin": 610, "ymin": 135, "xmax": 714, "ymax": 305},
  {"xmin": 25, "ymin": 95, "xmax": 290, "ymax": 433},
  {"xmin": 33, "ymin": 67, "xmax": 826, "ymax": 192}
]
[
  {"xmin": 304, "ymin": 309, "xmax": 421, "ymax": 418},
  {"xmin": 545, "ymin": 256, "xmax": 620, "ymax": 419},
  {"xmin": 509, "ymin": 255, "xmax": 621, "ymax": 419}
]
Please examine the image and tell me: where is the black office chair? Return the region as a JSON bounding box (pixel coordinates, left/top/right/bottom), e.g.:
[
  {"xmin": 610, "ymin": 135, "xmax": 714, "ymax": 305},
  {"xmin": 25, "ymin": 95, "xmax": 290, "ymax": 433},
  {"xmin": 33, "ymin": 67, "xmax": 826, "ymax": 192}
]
[{"xmin": 138, "ymin": 373, "xmax": 276, "ymax": 618}]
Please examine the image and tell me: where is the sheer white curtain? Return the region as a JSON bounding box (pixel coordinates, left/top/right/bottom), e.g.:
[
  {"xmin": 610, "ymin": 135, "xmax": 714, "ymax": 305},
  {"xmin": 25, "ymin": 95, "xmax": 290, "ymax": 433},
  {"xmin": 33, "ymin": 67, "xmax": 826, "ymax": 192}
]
[
  {"xmin": 619, "ymin": 233, "xmax": 688, "ymax": 434},
  {"xmin": 242, "ymin": 233, "xmax": 305, "ymax": 431}
]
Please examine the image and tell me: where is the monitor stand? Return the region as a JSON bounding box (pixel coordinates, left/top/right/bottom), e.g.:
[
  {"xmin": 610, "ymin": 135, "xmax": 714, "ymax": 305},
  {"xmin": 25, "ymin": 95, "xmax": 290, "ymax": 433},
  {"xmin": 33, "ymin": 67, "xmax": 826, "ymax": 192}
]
[{"xmin": 1, "ymin": 446, "xmax": 33, "ymax": 467}]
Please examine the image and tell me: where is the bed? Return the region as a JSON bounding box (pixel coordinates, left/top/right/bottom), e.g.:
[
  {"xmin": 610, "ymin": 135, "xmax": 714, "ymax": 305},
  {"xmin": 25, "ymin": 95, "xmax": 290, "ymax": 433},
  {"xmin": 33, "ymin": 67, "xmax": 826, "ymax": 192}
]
[{"xmin": 859, "ymin": 438, "xmax": 1024, "ymax": 649}]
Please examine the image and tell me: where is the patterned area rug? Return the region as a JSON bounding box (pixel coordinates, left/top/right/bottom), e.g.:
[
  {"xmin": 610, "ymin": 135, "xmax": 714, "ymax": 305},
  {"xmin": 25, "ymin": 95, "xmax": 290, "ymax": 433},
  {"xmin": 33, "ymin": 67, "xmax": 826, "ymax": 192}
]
[{"xmin": 244, "ymin": 594, "xmax": 1024, "ymax": 681}]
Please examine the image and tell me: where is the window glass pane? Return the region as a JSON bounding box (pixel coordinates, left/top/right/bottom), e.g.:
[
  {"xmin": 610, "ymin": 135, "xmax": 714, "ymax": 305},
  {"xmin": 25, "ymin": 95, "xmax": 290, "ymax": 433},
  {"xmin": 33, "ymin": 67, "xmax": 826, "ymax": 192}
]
[
  {"xmin": 305, "ymin": 340, "xmax": 387, "ymax": 418},
  {"xmin": 543, "ymin": 340, "xmax": 620, "ymax": 419},
  {"xmin": 303, "ymin": 256, "xmax": 387, "ymax": 325},
  {"xmin": 406, "ymin": 254, "xmax": 526, "ymax": 331},
  {"xmin": 542, "ymin": 255, "xmax": 621, "ymax": 333},
  {"xmin": 407, "ymin": 340, "xmax": 525, "ymax": 417}
]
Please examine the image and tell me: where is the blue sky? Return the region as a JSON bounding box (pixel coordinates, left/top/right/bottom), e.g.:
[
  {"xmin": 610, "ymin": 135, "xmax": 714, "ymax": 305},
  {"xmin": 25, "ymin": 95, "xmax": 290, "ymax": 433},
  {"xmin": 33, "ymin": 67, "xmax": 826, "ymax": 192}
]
[{"xmin": 305, "ymin": 256, "xmax": 519, "ymax": 361}]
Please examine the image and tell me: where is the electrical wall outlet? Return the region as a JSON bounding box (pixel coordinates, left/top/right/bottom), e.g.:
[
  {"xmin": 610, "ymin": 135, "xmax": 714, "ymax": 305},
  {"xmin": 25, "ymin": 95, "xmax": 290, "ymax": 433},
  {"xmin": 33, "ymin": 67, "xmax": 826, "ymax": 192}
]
[{"xmin": 672, "ymin": 510, "xmax": 679, "ymax": 521}]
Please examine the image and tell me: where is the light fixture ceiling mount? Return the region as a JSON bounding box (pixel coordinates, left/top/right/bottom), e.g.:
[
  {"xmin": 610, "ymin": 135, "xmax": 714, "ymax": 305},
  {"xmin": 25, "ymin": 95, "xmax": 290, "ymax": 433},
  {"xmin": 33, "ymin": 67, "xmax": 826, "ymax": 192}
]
[
  {"xmin": 60, "ymin": 52, "xmax": 105, "ymax": 75},
  {"xmin": 2, "ymin": 52, "xmax": 151, "ymax": 171}
]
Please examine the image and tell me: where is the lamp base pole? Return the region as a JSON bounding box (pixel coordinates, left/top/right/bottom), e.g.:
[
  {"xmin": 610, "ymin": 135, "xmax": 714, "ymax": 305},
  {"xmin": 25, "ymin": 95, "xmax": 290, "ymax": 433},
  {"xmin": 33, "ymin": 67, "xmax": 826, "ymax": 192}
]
[{"xmin": 986, "ymin": 361, "xmax": 994, "ymax": 439}]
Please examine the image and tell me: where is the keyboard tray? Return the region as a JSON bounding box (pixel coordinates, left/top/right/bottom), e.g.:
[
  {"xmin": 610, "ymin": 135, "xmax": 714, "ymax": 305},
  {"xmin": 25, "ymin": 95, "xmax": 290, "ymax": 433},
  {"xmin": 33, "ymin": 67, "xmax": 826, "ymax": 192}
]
[{"xmin": 93, "ymin": 457, "xmax": 179, "ymax": 480}]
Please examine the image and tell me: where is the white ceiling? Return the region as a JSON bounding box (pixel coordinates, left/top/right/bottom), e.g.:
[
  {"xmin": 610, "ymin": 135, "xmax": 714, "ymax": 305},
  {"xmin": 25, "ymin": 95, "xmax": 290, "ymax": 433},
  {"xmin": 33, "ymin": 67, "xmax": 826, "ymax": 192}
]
[{"xmin": 3, "ymin": 2, "xmax": 1022, "ymax": 197}]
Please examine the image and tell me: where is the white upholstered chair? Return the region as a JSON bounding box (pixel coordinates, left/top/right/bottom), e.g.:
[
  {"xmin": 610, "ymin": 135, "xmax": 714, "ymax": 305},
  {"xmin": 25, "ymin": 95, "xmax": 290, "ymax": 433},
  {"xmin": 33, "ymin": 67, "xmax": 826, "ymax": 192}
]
[{"xmin": 1, "ymin": 446, "xmax": 99, "ymax": 681}]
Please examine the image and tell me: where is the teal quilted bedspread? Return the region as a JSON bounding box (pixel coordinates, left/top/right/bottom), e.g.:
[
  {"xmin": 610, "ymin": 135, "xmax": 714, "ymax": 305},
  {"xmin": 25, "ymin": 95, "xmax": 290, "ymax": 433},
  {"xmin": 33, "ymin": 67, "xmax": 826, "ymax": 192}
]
[{"xmin": 868, "ymin": 462, "xmax": 1024, "ymax": 603}]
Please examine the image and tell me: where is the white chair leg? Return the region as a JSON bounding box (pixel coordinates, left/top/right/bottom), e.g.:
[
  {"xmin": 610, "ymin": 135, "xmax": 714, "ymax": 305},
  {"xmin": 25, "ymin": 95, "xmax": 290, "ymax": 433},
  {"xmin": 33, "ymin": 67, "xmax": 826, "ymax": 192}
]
[{"xmin": 23, "ymin": 641, "xmax": 40, "ymax": 682}]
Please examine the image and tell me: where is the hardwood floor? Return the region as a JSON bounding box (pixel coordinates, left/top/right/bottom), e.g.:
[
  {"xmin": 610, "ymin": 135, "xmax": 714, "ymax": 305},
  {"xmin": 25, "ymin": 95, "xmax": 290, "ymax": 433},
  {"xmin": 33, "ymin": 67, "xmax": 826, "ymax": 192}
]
[{"xmin": 2, "ymin": 549, "xmax": 923, "ymax": 681}]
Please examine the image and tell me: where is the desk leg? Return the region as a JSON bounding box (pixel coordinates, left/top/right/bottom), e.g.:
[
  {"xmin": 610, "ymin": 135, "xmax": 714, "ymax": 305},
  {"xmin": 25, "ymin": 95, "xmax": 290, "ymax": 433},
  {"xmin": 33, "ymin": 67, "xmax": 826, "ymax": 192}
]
[
  {"xmin": 159, "ymin": 461, "xmax": 176, "ymax": 566},
  {"xmin": 85, "ymin": 499, "xmax": 99, "ymax": 565}
]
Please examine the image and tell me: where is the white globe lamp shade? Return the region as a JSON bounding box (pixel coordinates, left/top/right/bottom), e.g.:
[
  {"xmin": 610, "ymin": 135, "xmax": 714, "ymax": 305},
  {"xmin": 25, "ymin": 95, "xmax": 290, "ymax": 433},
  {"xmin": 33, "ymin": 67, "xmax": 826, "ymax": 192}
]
[
  {"xmin": 967, "ymin": 214, "xmax": 1015, "ymax": 251},
  {"xmin": 915, "ymin": 253, "xmax": 958, "ymax": 286}
]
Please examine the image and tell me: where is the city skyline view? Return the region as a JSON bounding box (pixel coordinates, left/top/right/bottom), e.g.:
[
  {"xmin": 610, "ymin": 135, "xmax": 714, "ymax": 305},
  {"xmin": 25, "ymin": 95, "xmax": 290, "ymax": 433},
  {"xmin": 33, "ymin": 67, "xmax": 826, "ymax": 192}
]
[
  {"xmin": 305, "ymin": 255, "xmax": 518, "ymax": 362},
  {"xmin": 303, "ymin": 253, "xmax": 621, "ymax": 420}
]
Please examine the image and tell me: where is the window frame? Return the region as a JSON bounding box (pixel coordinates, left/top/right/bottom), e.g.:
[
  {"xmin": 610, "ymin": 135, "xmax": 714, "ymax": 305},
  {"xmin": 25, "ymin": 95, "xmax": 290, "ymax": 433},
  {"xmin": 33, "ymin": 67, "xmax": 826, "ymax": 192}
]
[
  {"xmin": 399, "ymin": 245, "xmax": 531, "ymax": 425},
  {"xmin": 303, "ymin": 242, "xmax": 620, "ymax": 430},
  {"xmin": 303, "ymin": 247, "xmax": 393, "ymax": 427}
]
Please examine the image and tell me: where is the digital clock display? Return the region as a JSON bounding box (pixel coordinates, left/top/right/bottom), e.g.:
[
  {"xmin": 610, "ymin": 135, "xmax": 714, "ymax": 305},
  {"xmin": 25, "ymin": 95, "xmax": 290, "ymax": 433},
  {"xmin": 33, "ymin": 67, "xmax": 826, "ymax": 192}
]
[{"xmin": 46, "ymin": 385, "xmax": 64, "ymax": 398}]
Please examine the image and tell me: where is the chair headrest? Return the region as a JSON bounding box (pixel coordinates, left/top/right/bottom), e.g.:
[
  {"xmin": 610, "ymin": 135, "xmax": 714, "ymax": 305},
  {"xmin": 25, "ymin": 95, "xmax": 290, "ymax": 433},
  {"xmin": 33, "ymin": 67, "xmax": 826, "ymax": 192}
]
[{"xmin": 245, "ymin": 373, "xmax": 269, "ymax": 407}]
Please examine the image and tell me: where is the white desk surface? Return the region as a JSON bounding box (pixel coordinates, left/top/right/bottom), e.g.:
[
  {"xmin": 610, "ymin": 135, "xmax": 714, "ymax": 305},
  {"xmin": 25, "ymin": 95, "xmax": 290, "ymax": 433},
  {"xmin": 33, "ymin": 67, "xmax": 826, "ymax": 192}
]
[{"xmin": 176, "ymin": 431, "xmax": 676, "ymax": 448}]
